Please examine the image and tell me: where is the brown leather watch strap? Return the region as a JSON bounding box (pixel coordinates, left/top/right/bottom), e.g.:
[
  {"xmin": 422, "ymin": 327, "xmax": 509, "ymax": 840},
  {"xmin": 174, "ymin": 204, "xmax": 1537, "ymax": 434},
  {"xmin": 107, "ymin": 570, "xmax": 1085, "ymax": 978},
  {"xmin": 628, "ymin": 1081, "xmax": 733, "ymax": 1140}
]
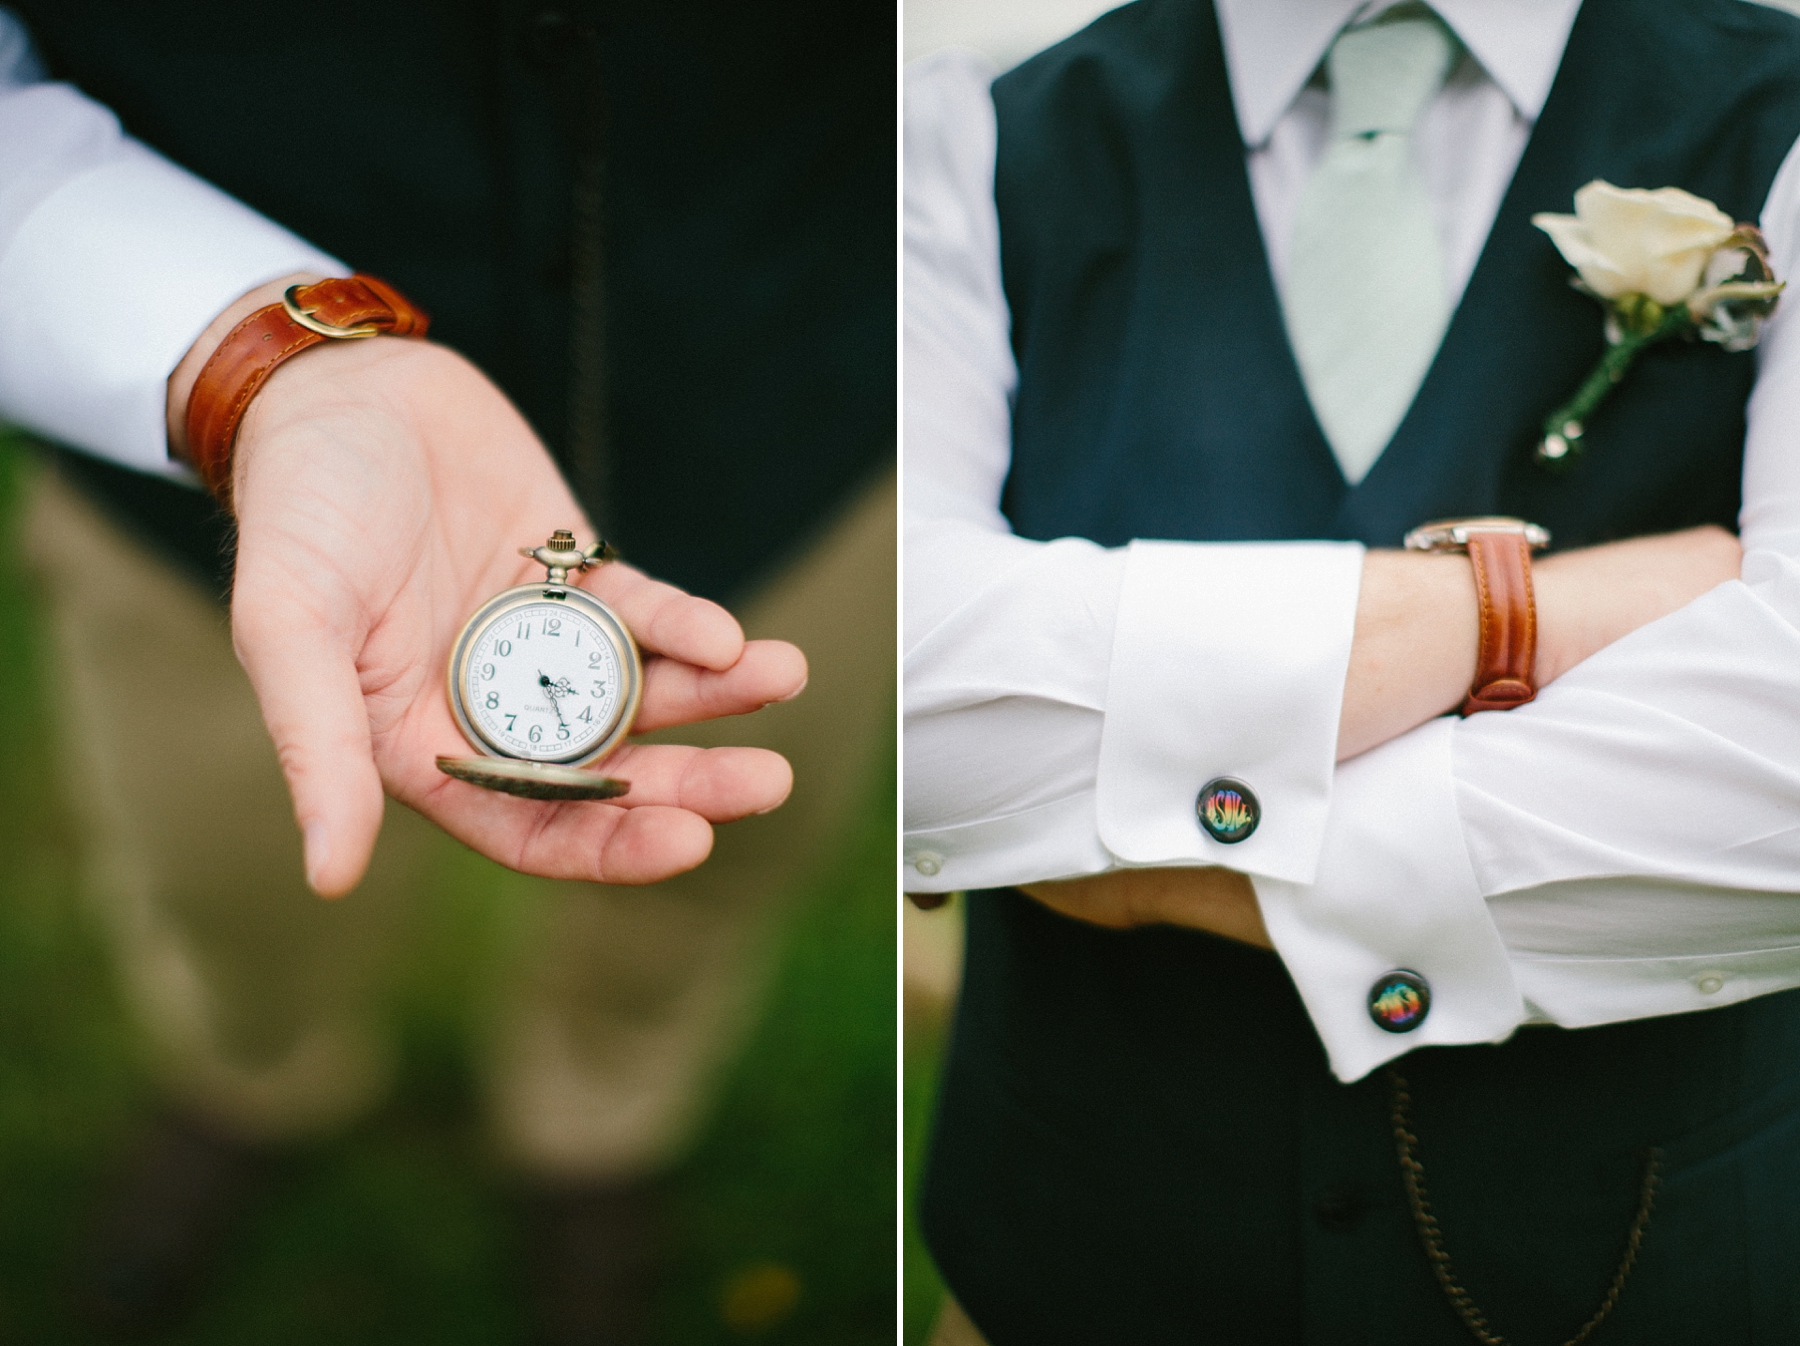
[
  {"xmin": 183, "ymin": 274, "xmax": 429, "ymax": 506},
  {"xmin": 1461, "ymin": 528, "xmax": 1538, "ymax": 715}
]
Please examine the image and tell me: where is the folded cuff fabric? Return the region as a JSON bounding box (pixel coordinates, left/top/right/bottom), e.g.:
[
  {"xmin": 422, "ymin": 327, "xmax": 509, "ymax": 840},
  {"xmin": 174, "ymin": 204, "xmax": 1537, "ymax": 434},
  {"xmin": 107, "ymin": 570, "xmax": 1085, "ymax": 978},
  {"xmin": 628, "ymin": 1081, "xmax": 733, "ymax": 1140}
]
[
  {"xmin": 0, "ymin": 72, "xmax": 341, "ymax": 473},
  {"xmin": 1255, "ymin": 715, "xmax": 1526, "ymax": 1082},
  {"xmin": 1097, "ymin": 539, "xmax": 1363, "ymax": 884}
]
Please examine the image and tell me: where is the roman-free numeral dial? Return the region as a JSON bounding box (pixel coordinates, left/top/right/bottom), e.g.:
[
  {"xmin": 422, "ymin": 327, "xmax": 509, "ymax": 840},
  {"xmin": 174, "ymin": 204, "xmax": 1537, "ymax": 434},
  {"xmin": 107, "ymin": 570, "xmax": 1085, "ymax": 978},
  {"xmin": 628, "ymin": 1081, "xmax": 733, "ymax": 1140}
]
[
  {"xmin": 441, "ymin": 532, "xmax": 643, "ymax": 795},
  {"xmin": 462, "ymin": 602, "xmax": 622, "ymax": 760}
]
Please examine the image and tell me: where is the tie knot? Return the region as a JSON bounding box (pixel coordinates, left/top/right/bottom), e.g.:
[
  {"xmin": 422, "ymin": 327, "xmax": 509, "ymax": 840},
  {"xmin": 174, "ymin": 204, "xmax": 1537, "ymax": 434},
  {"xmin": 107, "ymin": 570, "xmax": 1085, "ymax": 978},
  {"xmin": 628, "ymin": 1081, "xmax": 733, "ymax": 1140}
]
[{"xmin": 1326, "ymin": 7, "xmax": 1457, "ymax": 141}]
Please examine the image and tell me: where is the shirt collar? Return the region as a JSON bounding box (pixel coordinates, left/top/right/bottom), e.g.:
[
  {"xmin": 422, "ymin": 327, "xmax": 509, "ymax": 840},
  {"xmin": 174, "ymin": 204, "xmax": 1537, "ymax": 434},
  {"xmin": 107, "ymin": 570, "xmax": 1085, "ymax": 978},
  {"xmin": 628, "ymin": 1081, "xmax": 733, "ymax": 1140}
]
[{"xmin": 1214, "ymin": 0, "xmax": 1584, "ymax": 148}]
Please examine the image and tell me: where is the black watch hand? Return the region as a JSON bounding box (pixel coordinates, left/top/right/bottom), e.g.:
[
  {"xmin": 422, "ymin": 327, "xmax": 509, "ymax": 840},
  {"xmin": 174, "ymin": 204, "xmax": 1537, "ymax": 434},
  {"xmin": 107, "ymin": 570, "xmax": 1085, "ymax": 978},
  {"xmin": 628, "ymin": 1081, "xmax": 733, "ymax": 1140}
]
[{"xmin": 538, "ymin": 673, "xmax": 569, "ymax": 728}]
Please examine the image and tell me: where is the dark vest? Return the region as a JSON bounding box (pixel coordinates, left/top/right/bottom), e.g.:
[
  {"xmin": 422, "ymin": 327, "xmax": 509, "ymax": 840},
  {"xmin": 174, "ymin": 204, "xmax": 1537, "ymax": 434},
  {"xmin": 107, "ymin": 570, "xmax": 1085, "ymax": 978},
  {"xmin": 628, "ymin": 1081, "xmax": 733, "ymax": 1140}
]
[
  {"xmin": 923, "ymin": 1, "xmax": 1800, "ymax": 1341},
  {"xmin": 13, "ymin": 0, "xmax": 892, "ymax": 605}
]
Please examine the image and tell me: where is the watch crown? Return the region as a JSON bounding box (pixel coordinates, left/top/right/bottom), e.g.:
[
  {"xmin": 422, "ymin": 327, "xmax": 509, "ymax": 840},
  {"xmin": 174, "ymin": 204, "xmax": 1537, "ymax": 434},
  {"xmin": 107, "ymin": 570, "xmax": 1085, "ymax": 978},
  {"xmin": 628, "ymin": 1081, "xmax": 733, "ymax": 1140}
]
[{"xmin": 546, "ymin": 530, "xmax": 578, "ymax": 551}]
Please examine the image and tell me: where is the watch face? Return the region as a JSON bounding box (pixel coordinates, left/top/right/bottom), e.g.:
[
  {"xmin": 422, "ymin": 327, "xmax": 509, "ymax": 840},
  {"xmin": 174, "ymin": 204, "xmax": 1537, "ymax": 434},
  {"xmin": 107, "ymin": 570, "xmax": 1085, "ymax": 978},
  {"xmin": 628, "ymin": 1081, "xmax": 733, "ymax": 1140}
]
[{"xmin": 454, "ymin": 593, "xmax": 635, "ymax": 763}]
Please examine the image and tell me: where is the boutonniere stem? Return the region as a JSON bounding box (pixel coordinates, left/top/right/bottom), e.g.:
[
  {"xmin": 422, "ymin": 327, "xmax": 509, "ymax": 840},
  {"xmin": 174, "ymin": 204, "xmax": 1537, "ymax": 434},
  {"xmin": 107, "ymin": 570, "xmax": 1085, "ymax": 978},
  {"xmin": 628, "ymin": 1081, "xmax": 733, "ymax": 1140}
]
[{"xmin": 1531, "ymin": 181, "xmax": 1782, "ymax": 468}]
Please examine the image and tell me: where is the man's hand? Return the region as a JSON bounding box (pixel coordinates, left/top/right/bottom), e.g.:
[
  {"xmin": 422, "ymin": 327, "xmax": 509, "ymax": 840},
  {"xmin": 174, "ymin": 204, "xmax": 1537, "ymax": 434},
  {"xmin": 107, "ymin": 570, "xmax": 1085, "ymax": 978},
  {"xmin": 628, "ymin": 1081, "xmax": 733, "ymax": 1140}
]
[
  {"xmin": 169, "ymin": 278, "xmax": 806, "ymax": 896},
  {"xmin": 1020, "ymin": 868, "xmax": 1271, "ymax": 948}
]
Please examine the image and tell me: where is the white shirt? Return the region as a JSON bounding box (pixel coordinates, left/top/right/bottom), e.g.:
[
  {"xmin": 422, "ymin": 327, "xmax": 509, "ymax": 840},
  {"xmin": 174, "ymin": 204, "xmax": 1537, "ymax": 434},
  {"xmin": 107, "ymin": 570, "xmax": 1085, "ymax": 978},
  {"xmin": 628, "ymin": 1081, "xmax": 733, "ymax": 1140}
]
[
  {"xmin": 904, "ymin": 0, "xmax": 1800, "ymax": 1081},
  {"xmin": 0, "ymin": 7, "xmax": 341, "ymax": 477}
]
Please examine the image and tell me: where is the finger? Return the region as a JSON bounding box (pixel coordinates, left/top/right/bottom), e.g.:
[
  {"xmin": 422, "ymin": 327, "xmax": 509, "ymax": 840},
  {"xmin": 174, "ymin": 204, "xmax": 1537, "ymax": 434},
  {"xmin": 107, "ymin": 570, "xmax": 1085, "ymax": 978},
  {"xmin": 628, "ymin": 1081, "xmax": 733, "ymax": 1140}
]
[
  {"xmin": 598, "ymin": 744, "xmax": 795, "ymax": 821},
  {"xmin": 558, "ymin": 805, "xmax": 714, "ymax": 885},
  {"xmin": 403, "ymin": 780, "xmax": 718, "ymax": 885},
  {"xmin": 397, "ymin": 745, "xmax": 790, "ymax": 885},
  {"xmin": 634, "ymin": 639, "xmax": 808, "ymax": 733},
  {"xmin": 232, "ymin": 605, "xmax": 385, "ymax": 898},
  {"xmin": 586, "ymin": 563, "xmax": 743, "ymax": 671},
  {"xmin": 414, "ymin": 743, "xmax": 793, "ymax": 825},
  {"xmin": 409, "ymin": 744, "xmax": 791, "ymax": 825}
]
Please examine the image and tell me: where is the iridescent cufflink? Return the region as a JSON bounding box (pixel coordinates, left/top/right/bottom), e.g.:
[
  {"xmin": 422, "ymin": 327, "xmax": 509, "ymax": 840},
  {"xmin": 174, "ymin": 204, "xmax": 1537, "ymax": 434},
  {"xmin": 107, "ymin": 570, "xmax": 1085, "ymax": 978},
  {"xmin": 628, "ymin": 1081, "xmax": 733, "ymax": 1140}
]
[
  {"xmin": 1368, "ymin": 970, "xmax": 1431, "ymax": 1033},
  {"xmin": 1196, "ymin": 777, "xmax": 1260, "ymax": 844}
]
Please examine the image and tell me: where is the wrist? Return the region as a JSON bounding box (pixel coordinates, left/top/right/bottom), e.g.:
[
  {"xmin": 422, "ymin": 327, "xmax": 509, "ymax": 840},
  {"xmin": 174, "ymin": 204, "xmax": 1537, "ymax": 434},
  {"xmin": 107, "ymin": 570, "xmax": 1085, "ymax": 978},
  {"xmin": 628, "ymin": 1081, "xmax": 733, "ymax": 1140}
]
[
  {"xmin": 1339, "ymin": 549, "xmax": 1479, "ymax": 759},
  {"xmin": 1402, "ymin": 518, "xmax": 1547, "ymax": 715},
  {"xmin": 1528, "ymin": 526, "xmax": 1742, "ymax": 685},
  {"xmin": 166, "ymin": 272, "xmax": 323, "ymax": 463},
  {"xmin": 228, "ymin": 336, "xmax": 466, "ymax": 513},
  {"xmin": 172, "ymin": 274, "xmax": 430, "ymax": 506},
  {"xmin": 1527, "ymin": 559, "xmax": 1586, "ymax": 686}
]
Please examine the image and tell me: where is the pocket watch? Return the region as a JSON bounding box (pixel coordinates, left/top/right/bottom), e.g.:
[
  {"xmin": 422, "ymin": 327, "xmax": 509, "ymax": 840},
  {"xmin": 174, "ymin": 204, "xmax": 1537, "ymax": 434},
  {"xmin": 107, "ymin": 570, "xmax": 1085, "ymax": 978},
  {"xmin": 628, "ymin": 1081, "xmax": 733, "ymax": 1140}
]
[{"xmin": 436, "ymin": 530, "xmax": 643, "ymax": 800}]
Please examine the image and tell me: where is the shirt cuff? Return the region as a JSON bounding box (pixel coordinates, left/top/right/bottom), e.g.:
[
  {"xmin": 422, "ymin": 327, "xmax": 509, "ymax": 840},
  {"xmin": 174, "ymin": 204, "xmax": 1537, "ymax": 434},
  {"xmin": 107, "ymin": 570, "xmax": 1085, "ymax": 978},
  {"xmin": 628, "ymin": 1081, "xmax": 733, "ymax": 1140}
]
[
  {"xmin": 1255, "ymin": 716, "xmax": 1525, "ymax": 1082},
  {"xmin": 1511, "ymin": 943, "xmax": 1800, "ymax": 1029},
  {"xmin": 1096, "ymin": 539, "xmax": 1363, "ymax": 883},
  {"xmin": 0, "ymin": 143, "xmax": 343, "ymax": 475},
  {"xmin": 903, "ymin": 791, "xmax": 1112, "ymax": 891}
]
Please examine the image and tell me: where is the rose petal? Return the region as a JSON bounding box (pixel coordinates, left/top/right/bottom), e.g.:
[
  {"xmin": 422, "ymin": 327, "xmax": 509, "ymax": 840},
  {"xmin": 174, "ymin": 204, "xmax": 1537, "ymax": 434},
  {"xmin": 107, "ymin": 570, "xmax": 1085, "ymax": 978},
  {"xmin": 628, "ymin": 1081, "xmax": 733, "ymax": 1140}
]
[
  {"xmin": 1549, "ymin": 181, "xmax": 1736, "ymax": 304},
  {"xmin": 1532, "ymin": 210, "xmax": 1634, "ymax": 299},
  {"xmin": 1703, "ymin": 245, "xmax": 1749, "ymax": 289}
]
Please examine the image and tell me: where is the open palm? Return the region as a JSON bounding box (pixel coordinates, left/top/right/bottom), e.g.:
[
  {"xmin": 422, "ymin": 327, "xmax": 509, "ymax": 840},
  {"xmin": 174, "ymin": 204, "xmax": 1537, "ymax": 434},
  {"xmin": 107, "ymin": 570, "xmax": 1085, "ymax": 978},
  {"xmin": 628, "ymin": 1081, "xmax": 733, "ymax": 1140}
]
[{"xmin": 227, "ymin": 337, "xmax": 804, "ymax": 896}]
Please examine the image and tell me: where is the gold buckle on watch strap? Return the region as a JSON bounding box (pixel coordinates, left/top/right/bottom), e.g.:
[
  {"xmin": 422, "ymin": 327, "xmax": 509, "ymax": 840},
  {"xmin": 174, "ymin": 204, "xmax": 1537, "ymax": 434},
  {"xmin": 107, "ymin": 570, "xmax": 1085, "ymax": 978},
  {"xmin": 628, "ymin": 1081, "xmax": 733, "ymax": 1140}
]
[
  {"xmin": 1403, "ymin": 516, "xmax": 1551, "ymax": 554},
  {"xmin": 281, "ymin": 284, "xmax": 382, "ymax": 338}
]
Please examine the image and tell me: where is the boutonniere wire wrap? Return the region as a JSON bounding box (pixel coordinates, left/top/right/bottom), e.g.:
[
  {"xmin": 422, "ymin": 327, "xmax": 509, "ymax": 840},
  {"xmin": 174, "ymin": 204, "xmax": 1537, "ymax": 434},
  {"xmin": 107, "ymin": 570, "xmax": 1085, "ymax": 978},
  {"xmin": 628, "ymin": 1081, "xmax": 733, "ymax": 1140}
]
[{"xmin": 1530, "ymin": 180, "xmax": 1784, "ymax": 468}]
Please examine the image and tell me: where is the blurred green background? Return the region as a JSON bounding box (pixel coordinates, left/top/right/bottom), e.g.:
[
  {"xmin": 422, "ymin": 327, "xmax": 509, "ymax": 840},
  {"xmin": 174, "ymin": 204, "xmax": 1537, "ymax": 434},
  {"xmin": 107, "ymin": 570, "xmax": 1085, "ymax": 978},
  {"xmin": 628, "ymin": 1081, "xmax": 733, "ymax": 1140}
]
[
  {"xmin": 0, "ymin": 434, "xmax": 896, "ymax": 1345},
  {"xmin": 902, "ymin": 898, "xmax": 963, "ymax": 1345},
  {"xmin": 902, "ymin": 1016, "xmax": 945, "ymax": 1345}
]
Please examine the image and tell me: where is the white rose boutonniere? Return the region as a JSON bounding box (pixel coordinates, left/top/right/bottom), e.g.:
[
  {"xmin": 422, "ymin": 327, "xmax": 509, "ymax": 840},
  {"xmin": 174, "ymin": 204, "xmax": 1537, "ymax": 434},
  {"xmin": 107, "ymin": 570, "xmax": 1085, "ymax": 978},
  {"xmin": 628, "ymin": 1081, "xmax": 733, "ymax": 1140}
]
[{"xmin": 1530, "ymin": 180, "xmax": 1783, "ymax": 467}]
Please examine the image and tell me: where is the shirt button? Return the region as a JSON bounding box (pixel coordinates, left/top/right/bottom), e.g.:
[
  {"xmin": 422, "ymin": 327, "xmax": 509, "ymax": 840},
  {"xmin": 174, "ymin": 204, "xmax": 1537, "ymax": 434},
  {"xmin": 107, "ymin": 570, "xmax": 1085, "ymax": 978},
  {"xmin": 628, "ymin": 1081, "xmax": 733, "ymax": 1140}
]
[
  {"xmin": 1368, "ymin": 970, "xmax": 1430, "ymax": 1033},
  {"xmin": 1195, "ymin": 777, "xmax": 1260, "ymax": 844},
  {"xmin": 1695, "ymin": 971, "xmax": 1727, "ymax": 995},
  {"xmin": 911, "ymin": 851, "xmax": 944, "ymax": 877}
]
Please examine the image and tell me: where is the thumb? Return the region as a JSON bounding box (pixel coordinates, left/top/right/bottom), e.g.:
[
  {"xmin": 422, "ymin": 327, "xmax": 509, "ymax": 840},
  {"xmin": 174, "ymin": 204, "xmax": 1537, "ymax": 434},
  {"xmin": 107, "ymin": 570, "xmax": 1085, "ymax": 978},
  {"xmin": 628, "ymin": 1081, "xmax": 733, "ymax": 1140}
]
[{"xmin": 233, "ymin": 609, "xmax": 385, "ymax": 897}]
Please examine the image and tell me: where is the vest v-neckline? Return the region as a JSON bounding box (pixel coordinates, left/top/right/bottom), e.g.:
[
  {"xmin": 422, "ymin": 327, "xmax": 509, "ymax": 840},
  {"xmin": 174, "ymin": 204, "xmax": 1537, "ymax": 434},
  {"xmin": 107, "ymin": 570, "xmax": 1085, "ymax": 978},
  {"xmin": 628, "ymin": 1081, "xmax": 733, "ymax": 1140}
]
[
  {"xmin": 1197, "ymin": 0, "xmax": 1606, "ymax": 505},
  {"xmin": 1334, "ymin": 0, "xmax": 1606, "ymax": 514},
  {"xmin": 994, "ymin": 0, "xmax": 1786, "ymax": 551}
]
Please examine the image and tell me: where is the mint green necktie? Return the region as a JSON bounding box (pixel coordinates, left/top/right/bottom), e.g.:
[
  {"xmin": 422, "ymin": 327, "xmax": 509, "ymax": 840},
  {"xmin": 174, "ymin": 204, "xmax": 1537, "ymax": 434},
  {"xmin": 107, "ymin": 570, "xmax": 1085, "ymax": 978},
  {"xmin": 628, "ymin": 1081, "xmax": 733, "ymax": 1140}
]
[{"xmin": 1283, "ymin": 8, "xmax": 1458, "ymax": 485}]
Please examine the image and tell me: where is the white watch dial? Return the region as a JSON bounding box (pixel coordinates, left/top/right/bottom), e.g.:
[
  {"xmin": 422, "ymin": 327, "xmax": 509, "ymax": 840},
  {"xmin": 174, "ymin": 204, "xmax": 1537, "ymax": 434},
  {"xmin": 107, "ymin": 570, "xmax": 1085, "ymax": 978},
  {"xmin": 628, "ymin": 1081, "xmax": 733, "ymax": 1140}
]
[{"xmin": 461, "ymin": 601, "xmax": 625, "ymax": 761}]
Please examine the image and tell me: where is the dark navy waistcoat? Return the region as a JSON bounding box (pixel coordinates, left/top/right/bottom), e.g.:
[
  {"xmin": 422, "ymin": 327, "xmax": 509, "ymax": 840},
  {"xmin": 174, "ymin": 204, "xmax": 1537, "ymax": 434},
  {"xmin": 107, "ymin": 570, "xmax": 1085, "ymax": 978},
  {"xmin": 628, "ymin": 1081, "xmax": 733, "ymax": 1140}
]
[
  {"xmin": 923, "ymin": 0, "xmax": 1800, "ymax": 1341},
  {"xmin": 13, "ymin": 0, "xmax": 892, "ymax": 605}
]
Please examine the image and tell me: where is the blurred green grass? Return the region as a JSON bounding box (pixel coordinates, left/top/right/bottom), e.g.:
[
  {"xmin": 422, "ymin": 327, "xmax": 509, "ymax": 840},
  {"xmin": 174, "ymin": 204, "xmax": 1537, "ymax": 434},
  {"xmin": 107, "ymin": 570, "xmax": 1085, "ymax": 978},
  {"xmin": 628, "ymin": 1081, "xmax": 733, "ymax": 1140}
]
[
  {"xmin": 0, "ymin": 434, "xmax": 896, "ymax": 1345},
  {"xmin": 902, "ymin": 1010, "xmax": 946, "ymax": 1345}
]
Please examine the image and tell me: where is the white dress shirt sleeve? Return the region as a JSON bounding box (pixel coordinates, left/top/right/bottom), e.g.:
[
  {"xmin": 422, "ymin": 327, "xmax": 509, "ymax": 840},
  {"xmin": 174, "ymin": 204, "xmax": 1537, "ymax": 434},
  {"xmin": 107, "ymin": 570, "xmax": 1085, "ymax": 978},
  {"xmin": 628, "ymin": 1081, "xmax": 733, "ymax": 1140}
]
[
  {"xmin": 908, "ymin": 17, "xmax": 1800, "ymax": 1085},
  {"xmin": 0, "ymin": 8, "xmax": 343, "ymax": 476},
  {"xmin": 1260, "ymin": 132, "xmax": 1800, "ymax": 1082},
  {"xmin": 903, "ymin": 49, "xmax": 1364, "ymax": 894}
]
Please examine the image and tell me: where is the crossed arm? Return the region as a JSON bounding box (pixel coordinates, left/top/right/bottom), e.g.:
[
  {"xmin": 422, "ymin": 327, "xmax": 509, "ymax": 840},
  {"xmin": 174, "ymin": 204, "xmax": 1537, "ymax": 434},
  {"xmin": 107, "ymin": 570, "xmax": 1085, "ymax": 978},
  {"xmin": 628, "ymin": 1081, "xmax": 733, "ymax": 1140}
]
[
  {"xmin": 1020, "ymin": 526, "xmax": 1744, "ymax": 944},
  {"xmin": 903, "ymin": 49, "xmax": 1797, "ymax": 975}
]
